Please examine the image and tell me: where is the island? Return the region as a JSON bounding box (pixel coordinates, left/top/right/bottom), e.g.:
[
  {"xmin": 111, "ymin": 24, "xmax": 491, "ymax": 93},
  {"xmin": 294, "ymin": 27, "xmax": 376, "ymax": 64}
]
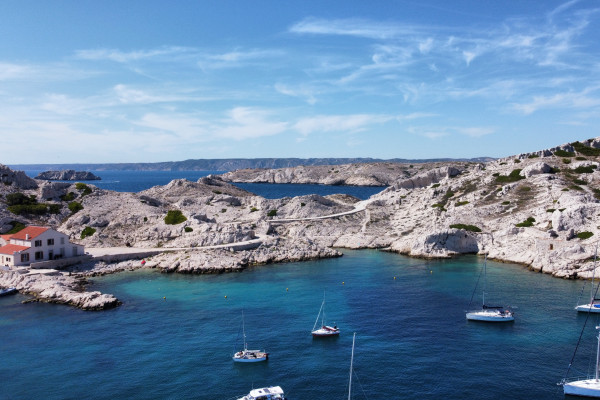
[{"xmin": 35, "ymin": 170, "xmax": 101, "ymax": 181}]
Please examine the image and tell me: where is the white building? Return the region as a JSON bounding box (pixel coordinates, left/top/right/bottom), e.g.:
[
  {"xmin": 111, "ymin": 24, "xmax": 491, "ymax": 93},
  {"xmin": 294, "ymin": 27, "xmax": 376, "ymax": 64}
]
[{"xmin": 0, "ymin": 226, "xmax": 84, "ymax": 267}]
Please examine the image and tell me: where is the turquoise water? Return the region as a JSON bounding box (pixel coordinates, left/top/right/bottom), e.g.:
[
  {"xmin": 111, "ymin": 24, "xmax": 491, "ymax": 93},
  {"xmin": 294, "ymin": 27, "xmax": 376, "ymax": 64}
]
[{"xmin": 1, "ymin": 250, "xmax": 597, "ymax": 399}]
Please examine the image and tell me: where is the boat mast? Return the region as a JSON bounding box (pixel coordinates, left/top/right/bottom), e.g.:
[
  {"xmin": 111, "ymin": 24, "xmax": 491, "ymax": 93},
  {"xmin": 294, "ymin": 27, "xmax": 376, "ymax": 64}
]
[
  {"xmin": 596, "ymin": 326, "xmax": 600, "ymax": 382},
  {"xmin": 348, "ymin": 332, "xmax": 355, "ymax": 400},
  {"xmin": 242, "ymin": 310, "xmax": 247, "ymax": 351},
  {"xmin": 482, "ymin": 254, "xmax": 487, "ymax": 307},
  {"xmin": 591, "ymin": 245, "xmax": 598, "ymax": 304}
]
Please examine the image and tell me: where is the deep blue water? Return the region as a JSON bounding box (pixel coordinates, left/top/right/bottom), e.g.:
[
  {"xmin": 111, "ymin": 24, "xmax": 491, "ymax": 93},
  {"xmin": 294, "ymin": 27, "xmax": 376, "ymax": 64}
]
[
  {"xmin": 20, "ymin": 170, "xmax": 384, "ymax": 199},
  {"xmin": 1, "ymin": 250, "xmax": 597, "ymax": 399}
]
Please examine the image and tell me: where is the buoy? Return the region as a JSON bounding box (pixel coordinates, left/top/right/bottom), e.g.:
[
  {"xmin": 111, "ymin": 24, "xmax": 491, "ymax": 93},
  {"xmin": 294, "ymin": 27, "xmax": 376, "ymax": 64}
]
[
  {"xmin": 394, "ymin": 276, "xmax": 396, "ymax": 280},
  {"xmin": 342, "ymin": 281, "xmax": 345, "ymax": 285},
  {"xmin": 430, "ymin": 270, "xmax": 433, "ymax": 274},
  {"xmin": 224, "ymin": 295, "xmax": 227, "ymax": 299},
  {"xmin": 286, "ymin": 288, "xmax": 288, "ymax": 291},
  {"xmin": 163, "ymin": 296, "xmax": 166, "ymax": 300}
]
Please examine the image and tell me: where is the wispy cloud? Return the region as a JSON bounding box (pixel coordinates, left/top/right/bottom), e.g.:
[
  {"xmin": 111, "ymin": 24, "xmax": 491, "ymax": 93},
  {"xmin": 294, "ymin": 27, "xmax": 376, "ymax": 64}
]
[
  {"xmin": 75, "ymin": 46, "xmax": 192, "ymax": 63},
  {"xmin": 289, "ymin": 17, "xmax": 425, "ymax": 40},
  {"xmin": 293, "ymin": 114, "xmax": 393, "ymax": 136}
]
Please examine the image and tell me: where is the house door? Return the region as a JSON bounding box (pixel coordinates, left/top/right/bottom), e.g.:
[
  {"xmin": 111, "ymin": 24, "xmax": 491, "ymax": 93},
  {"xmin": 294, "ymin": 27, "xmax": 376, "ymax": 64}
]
[{"xmin": 49, "ymin": 250, "xmax": 53, "ymax": 260}]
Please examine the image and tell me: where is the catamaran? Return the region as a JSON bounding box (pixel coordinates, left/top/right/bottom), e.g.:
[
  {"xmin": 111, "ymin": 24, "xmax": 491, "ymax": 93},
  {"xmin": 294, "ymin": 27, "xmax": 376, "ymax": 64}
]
[
  {"xmin": 466, "ymin": 254, "xmax": 514, "ymax": 322},
  {"xmin": 562, "ymin": 325, "xmax": 600, "ymax": 397},
  {"xmin": 236, "ymin": 386, "xmax": 286, "ymax": 400},
  {"xmin": 311, "ymin": 295, "xmax": 340, "ymax": 337},
  {"xmin": 233, "ymin": 311, "xmax": 268, "ymax": 363}
]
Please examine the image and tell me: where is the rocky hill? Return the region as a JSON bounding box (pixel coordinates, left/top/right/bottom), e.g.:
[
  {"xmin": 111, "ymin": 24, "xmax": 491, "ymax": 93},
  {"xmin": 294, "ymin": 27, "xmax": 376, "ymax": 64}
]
[{"xmin": 3, "ymin": 138, "xmax": 600, "ymax": 309}]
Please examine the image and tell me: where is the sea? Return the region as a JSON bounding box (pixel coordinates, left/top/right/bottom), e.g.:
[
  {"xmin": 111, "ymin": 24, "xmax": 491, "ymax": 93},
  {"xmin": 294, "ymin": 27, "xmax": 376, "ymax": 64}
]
[{"xmin": 1, "ymin": 171, "xmax": 597, "ymax": 399}]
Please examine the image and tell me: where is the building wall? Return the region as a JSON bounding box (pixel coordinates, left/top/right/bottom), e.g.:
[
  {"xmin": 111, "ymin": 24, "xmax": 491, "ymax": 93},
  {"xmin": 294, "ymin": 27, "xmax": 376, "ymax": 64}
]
[{"xmin": 4, "ymin": 229, "xmax": 85, "ymax": 267}]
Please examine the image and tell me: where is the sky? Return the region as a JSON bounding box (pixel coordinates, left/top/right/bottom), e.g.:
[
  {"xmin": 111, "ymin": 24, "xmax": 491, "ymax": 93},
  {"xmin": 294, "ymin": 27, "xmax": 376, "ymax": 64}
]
[{"xmin": 1, "ymin": 0, "xmax": 599, "ymax": 164}]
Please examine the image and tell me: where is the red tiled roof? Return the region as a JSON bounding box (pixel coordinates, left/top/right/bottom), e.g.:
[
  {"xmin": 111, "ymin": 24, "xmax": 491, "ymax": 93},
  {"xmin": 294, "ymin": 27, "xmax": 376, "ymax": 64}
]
[
  {"xmin": 11, "ymin": 226, "xmax": 49, "ymax": 240},
  {"xmin": 0, "ymin": 244, "xmax": 29, "ymax": 254},
  {"xmin": 0, "ymin": 234, "xmax": 12, "ymax": 242}
]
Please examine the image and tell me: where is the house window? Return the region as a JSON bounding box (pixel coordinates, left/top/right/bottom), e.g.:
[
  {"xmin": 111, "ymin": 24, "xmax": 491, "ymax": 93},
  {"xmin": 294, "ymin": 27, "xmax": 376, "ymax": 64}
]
[
  {"xmin": 72, "ymin": 246, "xmax": 78, "ymax": 256},
  {"xmin": 60, "ymin": 237, "xmax": 65, "ymax": 244},
  {"xmin": 34, "ymin": 240, "xmax": 42, "ymax": 247},
  {"xmin": 34, "ymin": 251, "xmax": 43, "ymax": 260},
  {"xmin": 47, "ymin": 238, "xmax": 54, "ymax": 246},
  {"xmin": 21, "ymin": 253, "xmax": 29, "ymax": 262}
]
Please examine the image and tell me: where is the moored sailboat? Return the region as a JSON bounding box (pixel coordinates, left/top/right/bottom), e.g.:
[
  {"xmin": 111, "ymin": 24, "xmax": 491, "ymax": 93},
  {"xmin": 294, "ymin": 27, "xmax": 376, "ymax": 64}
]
[
  {"xmin": 576, "ymin": 246, "xmax": 600, "ymax": 313},
  {"xmin": 562, "ymin": 325, "xmax": 600, "ymax": 397},
  {"xmin": 233, "ymin": 311, "xmax": 268, "ymax": 363},
  {"xmin": 466, "ymin": 254, "xmax": 514, "ymax": 322},
  {"xmin": 236, "ymin": 386, "xmax": 286, "ymax": 400},
  {"xmin": 311, "ymin": 294, "xmax": 339, "ymax": 337}
]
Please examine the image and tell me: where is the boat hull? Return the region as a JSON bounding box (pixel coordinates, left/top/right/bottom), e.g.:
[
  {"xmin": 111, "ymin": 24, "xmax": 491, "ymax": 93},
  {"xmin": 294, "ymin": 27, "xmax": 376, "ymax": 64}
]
[
  {"xmin": 233, "ymin": 350, "xmax": 268, "ymax": 362},
  {"xmin": 237, "ymin": 386, "xmax": 285, "ymax": 400},
  {"xmin": 312, "ymin": 326, "xmax": 340, "ymax": 337},
  {"xmin": 564, "ymin": 379, "xmax": 600, "ymax": 397},
  {"xmin": 466, "ymin": 310, "xmax": 514, "ymax": 322},
  {"xmin": 0, "ymin": 287, "xmax": 17, "ymax": 296},
  {"xmin": 576, "ymin": 304, "xmax": 600, "ymax": 313}
]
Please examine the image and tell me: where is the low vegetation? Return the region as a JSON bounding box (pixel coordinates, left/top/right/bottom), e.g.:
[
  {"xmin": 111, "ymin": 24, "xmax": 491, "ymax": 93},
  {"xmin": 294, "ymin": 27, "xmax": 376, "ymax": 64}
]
[
  {"xmin": 164, "ymin": 210, "xmax": 187, "ymax": 225},
  {"xmin": 515, "ymin": 217, "xmax": 536, "ymax": 227},
  {"xmin": 449, "ymin": 223, "xmax": 481, "ymax": 232},
  {"xmin": 80, "ymin": 226, "xmax": 96, "ymax": 239},
  {"xmin": 495, "ymin": 169, "xmax": 524, "ymax": 183}
]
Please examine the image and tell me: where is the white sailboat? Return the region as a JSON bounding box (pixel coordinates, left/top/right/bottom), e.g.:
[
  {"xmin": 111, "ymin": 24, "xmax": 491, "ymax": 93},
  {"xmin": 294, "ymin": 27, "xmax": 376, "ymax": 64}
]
[
  {"xmin": 233, "ymin": 311, "xmax": 268, "ymax": 363},
  {"xmin": 576, "ymin": 246, "xmax": 600, "ymax": 313},
  {"xmin": 466, "ymin": 254, "xmax": 514, "ymax": 322},
  {"xmin": 311, "ymin": 295, "xmax": 340, "ymax": 337},
  {"xmin": 563, "ymin": 325, "xmax": 600, "ymax": 397},
  {"xmin": 236, "ymin": 386, "xmax": 286, "ymax": 400}
]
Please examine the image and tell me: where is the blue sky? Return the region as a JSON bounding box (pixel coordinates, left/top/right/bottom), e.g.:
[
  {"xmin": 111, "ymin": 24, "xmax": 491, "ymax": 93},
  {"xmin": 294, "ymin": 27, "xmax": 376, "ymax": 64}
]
[{"xmin": 1, "ymin": 0, "xmax": 599, "ymax": 164}]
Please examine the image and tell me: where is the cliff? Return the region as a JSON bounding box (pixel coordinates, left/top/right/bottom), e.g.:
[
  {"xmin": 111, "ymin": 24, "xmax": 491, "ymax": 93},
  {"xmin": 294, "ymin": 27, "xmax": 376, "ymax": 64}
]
[{"xmin": 35, "ymin": 170, "xmax": 101, "ymax": 181}]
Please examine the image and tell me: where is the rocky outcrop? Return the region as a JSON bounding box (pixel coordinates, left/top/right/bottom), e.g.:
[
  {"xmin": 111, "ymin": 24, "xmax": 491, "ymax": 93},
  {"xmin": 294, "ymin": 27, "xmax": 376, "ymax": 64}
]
[
  {"xmin": 0, "ymin": 270, "xmax": 119, "ymax": 310},
  {"xmin": 35, "ymin": 170, "xmax": 101, "ymax": 180},
  {"xmin": 0, "ymin": 164, "xmax": 38, "ymax": 189}
]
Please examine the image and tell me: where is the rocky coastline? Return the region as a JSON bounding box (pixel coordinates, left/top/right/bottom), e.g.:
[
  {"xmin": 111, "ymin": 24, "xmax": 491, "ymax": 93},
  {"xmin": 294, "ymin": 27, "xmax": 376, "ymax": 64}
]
[{"xmin": 3, "ymin": 137, "xmax": 600, "ymax": 310}]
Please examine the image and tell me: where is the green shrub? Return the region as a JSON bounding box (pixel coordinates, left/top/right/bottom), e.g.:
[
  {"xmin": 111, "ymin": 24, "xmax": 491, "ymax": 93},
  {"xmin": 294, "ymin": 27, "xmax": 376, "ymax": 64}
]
[
  {"xmin": 514, "ymin": 159, "xmax": 521, "ymax": 163},
  {"xmin": 431, "ymin": 183, "xmax": 440, "ymax": 188},
  {"xmin": 577, "ymin": 231, "xmax": 594, "ymax": 240},
  {"xmin": 569, "ymin": 185, "xmax": 584, "ymax": 191},
  {"xmin": 455, "ymin": 201, "xmax": 469, "ymax": 207},
  {"xmin": 554, "ymin": 149, "xmax": 575, "ymax": 157},
  {"xmin": 212, "ymin": 190, "xmax": 222, "ymax": 194},
  {"xmin": 450, "ymin": 224, "xmax": 482, "ymax": 232},
  {"xmin": 80, "ymin": 226, "xmax": 96, "ymax": 239},
  {"xmin": 444, "ymin": 189, "xmax": 455, "ymax": 199},
  {"xmin": 550, "ymin": 166, "xmax": 560, "ymax": 173},
  {"xmin": 495, "ymin": 169, "xmax": 524, "ymax": 183},
  {"xmin": 48, "ymin": 204, "xmax": 61, "ymax": 214},
  {"xmin": 576, "ymin": 156, "xmax": 587, "ymax": 161},
  {"xmin": 572, "ymin": 141, "xmax": 600, "ymax": 156},
  {"xmin": 6, "ymin": 193, "xmax": 36, "ymax": 206},
  {"xmin": 68, "ymin": 201, "xmax": 83, "ymax": 213},
  {"xmin": 563, "ymin": 158, "xmax": 571, "ymax": 164},
  {"xmin": 546, "ymin": 208, "xmax": 556, "ymax": 213},
  {"xmin": 184, "ymin": 226, "xmax": 193, "ymax": 232},
  {"xmin": 516, "ymin": 217, "xmax": 536, "ymax": 227},
  {"xmin": 267, "ymin": 209, "xmax": 278, "ymax": 217},
  {"xmin": 6, "ymin": 221, "xmax": 26, "ymax": 234},
  {"xmin": 432, "ymin": 203, "xmax": 447, "ymax": 211},
  {"xmin": 8, "ymin": 204, "xmax": 48, "ymax": 216},
  {"xmin": 60, "ymin": 192, "xmax": 77, "ymax": 201},
  {"xmin": 574, "ymin": 166, "xmax": 595, "ymax": 174},
  {"xmin": 562, "ymin": 188, "xmax": 569, "ymax": 191},
  {"xmin": 572, "ymin": 178, "xmax": 587, "ymax": 185},
  {"xmin": 519, "ymin": 186, "xmax": 532, "ymax": 192},
  {"xmin": 164, "ymin": 210, "xmax": 187, "ymax": 225},
  {"xmin": 143, "ymin": 217, "xmax": 148, "ymax": 222},
  {"xmin": 300, "ymin": 202, "xmax": 306, "ymax": 207},
  {"xmin": 559, "ymin": 208, "xmax": 566, "ymax": 211},
  {"xmin": 75, "ymin": 183, "xmax": 92, "ymax": 196},
  {"xmin": 492, "ymin": 173, "xmax": 500, "ymax": 177},
  {"xmin": 528, "ymin": 154, "xmax": 539, "ymax": 159},
  {"xmin": 221, "ymin": 208, "xmax": 227, "ymax": 213},
  {"xmin": 250, "ymin": 207, "xmax": 259, "ymax": 212},
  {"xmin": 501, "ymin": 201, "xmax": 510, "ymax": 205}
]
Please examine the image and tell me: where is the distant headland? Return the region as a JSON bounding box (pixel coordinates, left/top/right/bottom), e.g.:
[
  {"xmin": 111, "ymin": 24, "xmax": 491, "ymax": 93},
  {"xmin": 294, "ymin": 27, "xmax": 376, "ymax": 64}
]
[{"xmin": 9, "ymin": 156, "xmax": 494, "ymax": 172}]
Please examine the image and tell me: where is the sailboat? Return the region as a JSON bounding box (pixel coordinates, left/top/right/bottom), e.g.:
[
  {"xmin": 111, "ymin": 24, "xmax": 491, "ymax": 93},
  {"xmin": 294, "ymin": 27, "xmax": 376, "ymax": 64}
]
[
  {"xmin": 562, "ymin": 325, "xmax": 600, "ymax": 397},
  {"xmin": 311, "ymin": 295, "xmax": 340, "ymax": 337},
  {"xmin": 466, "ymin": 254, "xmax": 514, "ymax": 322},
  {"xmin": 232, "ymin": 311, "xmax": 268, "ymax": 363},
  {"xmin": 576, "ymin": 246, "xmax": 600, "ymax": 313}
]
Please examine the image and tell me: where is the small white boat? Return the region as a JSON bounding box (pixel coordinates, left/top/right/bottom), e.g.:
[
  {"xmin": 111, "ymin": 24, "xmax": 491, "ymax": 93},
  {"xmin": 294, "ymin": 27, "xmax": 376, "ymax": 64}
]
[
  {"xmin": 576, "ymin": 247, "xmax": 600, "ymax": 313},
  {"xmin": 237, "ymin": 386, "xmax": 286, "ymax": 400},
  {"xmin": 563, "ymin": 325, "xmax": 600, "ymax": 397},
  {"xmin": 311, "ymin": 295, "xmax": 340, "ymax": 337},
  {"xmin": 466, "ymin": 254, "xmax": 514, "ymax": 322},
  {"xmin": 0, "ymin": 287, "xmax": 17, "ymax": 297},
  {"xmin": 233, "ymin": 311, "xmax": 268, "ymax": 363}
]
